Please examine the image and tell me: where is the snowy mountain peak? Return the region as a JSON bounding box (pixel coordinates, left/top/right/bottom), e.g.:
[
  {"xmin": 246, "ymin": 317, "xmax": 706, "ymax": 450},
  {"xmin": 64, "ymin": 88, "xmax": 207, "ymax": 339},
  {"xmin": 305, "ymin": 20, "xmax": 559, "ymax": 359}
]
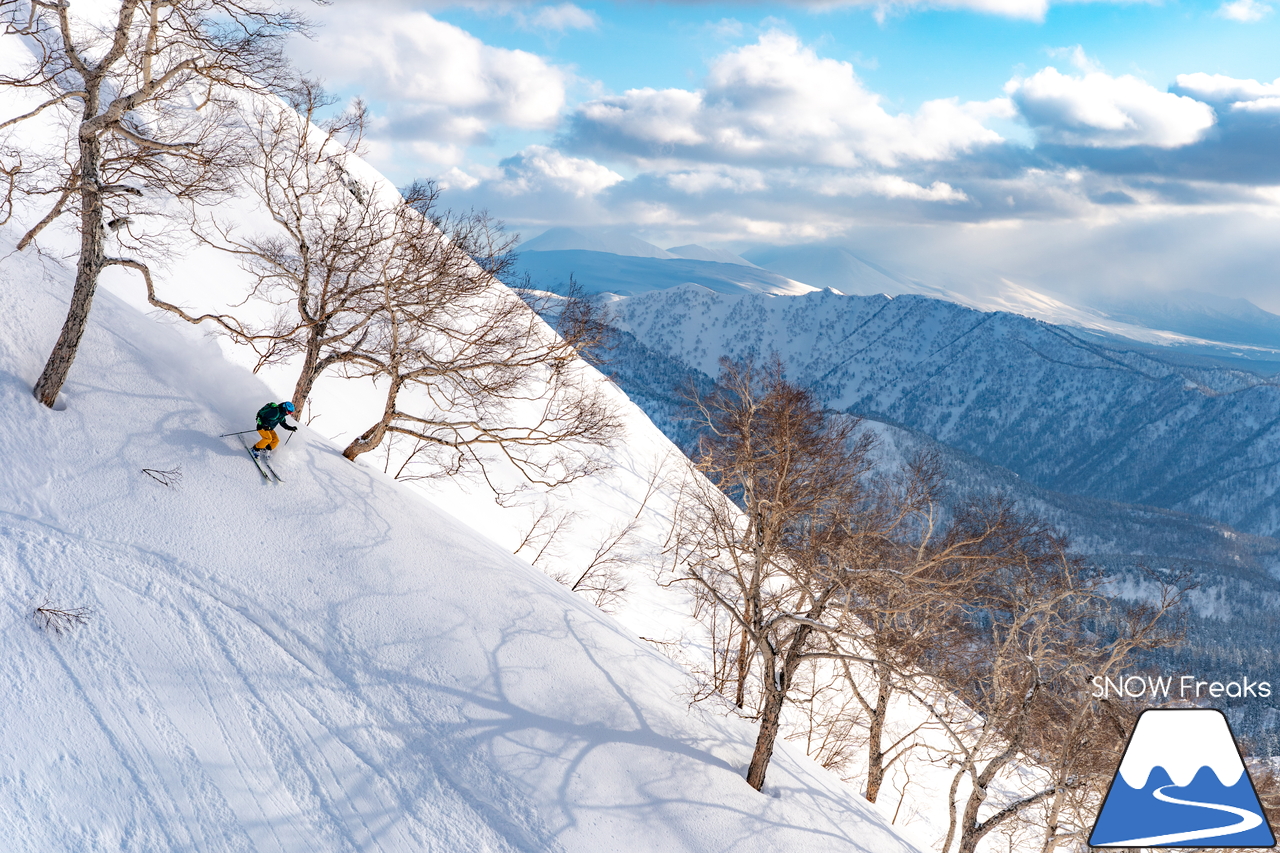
[
  {"xmin": 742, "ymin": 244, "xmax": 917, "ymax": 296},
  {"xmin": 1118, "ymin": 710, "xmax": 1246, "ymax": 789},
  {"xmin": 520, "ymin": 227, "xmax": 675, "ymax": 258},
  {"xmin": 665, "ymin": 244, "xmax": 759, "ymax": 267},
  {"xmin": 512, "ymin": 250, "xmax": 818, "ymax": 297},
  {"xmin": 1092, "ymin": 289, "xmax": 1280, "ymax": 350}
]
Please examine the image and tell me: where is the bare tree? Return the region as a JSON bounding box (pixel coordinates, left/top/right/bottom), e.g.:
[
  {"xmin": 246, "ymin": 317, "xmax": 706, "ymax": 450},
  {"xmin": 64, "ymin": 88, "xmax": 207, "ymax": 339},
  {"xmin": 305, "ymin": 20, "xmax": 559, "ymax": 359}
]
[
  {"xmin": 187, "ymin": 79, "xmax": 395, "ymax": 410},
  {"xmin": 514, "ymin": 499, "xmax": 579, "ymax": 567},
  {"xmin": 1, "ymin": 0, "xmax": 304, "ymax": 407},
  {"xmin": 181, "ymin": 78, "xmax": 619, "ymax": 484},
  {"xmin": 669, "ymin": 356, "xmax": 1187, "ymax": 815},
  {"xmin": 796, "ymin": 490, "xmax": 1186, "ymax": 850},
  {"xmin": 1031, "ymin": 584, "xmax": 1187, "ymax": 853},
  {"xmin": 807, "ymin": 455, "xmax": 1071, "ymax": 808},
  {"xmin": 669, "ymin": 359, "xmax": 1014, "ymax": 794},
  {"xmin": 0, "ymin": 135, "xmax": 26, "ymax": 228},
  {"xmin": 33, "ymin": 599, "xmax": 91, "ymax": 634},
  {"xmin": 921, "ymin": 530, "xmax": 1186, "ymax": 853},
  {"xmin": 548, "ymin": 460, "xmax": 667, "ymax": 612},
  {"xmin": 824, "ymin": 450, "xmax": 961, "ymax": 804},
  {"xmin": 335, "ymin": 212, "xmax": 622, "ymax": 486},
  {"xmin": 665, "ymin": 357, "xmax": 876, "ymax": 790}
]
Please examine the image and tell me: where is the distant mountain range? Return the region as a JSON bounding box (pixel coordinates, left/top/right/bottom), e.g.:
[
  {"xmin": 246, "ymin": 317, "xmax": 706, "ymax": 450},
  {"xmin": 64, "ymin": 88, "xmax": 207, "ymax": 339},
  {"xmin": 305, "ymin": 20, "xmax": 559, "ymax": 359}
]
[
  {"xmin": 514, "ymin": 249, "xmax": 817, "ymax": 297},
  {"xmin": 1094, "ymin": 290, "xmax": 1280, "ymax": 351},
  {"xmin": 521, "ymin": 227, "xmax": 758, "ymax": 268},
  {"xmin": 584, "ymin": 311, "xmax": 1280, "ymax": 750},
  {"xmin": 511, "ymin": 238, "xmax": 1280, "ymax": 713},
  {"xmin": 520, "ymin": 226, "xmax": 682, "ymax": 259},
  {"xmin": 514, "ymin": 228, "xmax": 1280, "ymax": 370},
  {"xmin": 517, "ymin": 229, "xmax": 1280, "ymax": 749},
  {"xmin": 602, "ymin": 285, "xmax": 1280, "ymax": 542}
]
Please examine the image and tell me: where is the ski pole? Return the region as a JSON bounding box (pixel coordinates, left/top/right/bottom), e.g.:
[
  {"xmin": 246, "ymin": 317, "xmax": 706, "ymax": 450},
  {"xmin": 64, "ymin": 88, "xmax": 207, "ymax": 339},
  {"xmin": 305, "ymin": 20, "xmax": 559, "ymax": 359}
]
[{"xmin": 219, "ymin": 429, "xmax": 258, "ymax": 437}]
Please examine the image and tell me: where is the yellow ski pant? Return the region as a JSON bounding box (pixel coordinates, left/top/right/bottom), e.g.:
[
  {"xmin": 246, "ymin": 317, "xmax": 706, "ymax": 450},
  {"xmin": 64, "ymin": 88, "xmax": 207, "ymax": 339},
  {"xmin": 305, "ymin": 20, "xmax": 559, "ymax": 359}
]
[{"xmin": 253, "ymin": 429, "xmax": 279, "ymax": 451}]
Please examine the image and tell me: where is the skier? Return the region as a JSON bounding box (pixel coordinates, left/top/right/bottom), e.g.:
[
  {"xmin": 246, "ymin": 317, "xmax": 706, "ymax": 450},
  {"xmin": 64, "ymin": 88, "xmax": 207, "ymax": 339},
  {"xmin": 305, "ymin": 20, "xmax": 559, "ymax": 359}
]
[{"xmin": 252, "ymin": 401, "xmax": 298, "ymax": 459}]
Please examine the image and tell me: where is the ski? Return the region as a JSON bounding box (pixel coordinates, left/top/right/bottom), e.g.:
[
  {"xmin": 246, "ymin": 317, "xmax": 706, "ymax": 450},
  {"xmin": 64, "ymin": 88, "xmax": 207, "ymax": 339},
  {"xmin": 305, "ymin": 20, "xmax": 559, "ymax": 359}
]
[
  {"xmin": 260, "ymin": 455, "xmax": 284, "ymax": 483},
  {"xmin": 238, "ymin": 435, "xmax": 272, "ymax": 483}
]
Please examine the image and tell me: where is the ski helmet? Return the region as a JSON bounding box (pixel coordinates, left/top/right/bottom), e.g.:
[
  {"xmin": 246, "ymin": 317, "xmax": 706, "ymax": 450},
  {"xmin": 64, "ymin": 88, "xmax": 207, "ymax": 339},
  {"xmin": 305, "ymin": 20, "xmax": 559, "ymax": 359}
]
[{"xmin": 283, "ymin": 401, "xmax": 295, "ymax": 412}]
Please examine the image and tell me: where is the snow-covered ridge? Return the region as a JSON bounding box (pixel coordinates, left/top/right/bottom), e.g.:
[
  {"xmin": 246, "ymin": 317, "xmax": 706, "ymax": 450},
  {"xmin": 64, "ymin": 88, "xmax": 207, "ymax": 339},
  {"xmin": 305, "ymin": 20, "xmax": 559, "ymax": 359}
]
[
  {"xmin": 513, "ymin": 248, "xmax": 818, "ymax": 297},
  {"xmin": 520, "ymin": 226, "xmax": 676, "ymax": 258},
  {"xmin": 746, "ymin": 244, "xmax": 1280, "ymax": 359},
  {"xmin": 606, "ymin": 285, "xmax": 1280, "ymax": 539},
  {"xmin": 557, "ymin": 235, "xmax": 1280, "ymax": 362}
]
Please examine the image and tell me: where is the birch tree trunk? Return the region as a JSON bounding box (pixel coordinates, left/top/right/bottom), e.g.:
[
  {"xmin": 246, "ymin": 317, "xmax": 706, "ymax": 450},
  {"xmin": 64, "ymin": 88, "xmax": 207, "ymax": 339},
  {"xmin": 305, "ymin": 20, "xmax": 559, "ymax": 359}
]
[{"xmin": 33, "ymin": 113, "xmax": 104, "ymax": 408}]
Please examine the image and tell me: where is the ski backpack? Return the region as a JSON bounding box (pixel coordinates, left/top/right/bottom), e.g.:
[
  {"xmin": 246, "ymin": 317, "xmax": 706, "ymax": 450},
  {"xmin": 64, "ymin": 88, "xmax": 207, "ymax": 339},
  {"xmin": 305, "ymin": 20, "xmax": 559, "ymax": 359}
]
[{"xmin": 256, "ymin": 403, "xmax": 283, "ymax": 428}]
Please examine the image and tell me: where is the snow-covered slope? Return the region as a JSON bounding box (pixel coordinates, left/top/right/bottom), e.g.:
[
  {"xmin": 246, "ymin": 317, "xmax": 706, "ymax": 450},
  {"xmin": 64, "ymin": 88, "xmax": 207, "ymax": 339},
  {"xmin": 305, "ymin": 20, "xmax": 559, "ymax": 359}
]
[
  {"xmin": 1093, "ymin": 290, "xmax": 1280, "ymax": 351},
  {"xmin": 742, "ymin": 245, "xmax": 1280, "ymax": 365},
  {"xmin": 666, "ymin": 244, "xmax": 758, "ymax": 267},
  {"xmin": 0, "ymin": 242, "xmax": 925, "ymax": 852},
  {"xmin": 514, "ymin": 249, "xmax": 817, "ymax": 297},
  {"xmin": 606, "ymin": 285, "xmax": 1280, "ymax": 539},
  {"xmin": 744, "ymin": 245, "xmax": 940, "ymax": 298},
  {"xmin": 519, "ymin": 227, "xmax": 676, "ymax": 259}
]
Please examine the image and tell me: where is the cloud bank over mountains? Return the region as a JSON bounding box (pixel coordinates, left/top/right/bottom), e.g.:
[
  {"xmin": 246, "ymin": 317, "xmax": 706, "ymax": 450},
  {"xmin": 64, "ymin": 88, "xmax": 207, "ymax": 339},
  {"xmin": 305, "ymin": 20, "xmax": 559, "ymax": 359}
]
[{"xmin": 289, "ymin": 6, "xmax": 1280, "ymax": 305}]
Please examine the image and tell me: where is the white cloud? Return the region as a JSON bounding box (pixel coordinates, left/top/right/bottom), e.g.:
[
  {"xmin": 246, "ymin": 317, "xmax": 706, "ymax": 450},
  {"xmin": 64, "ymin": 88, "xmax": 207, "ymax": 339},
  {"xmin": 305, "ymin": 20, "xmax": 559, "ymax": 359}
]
[
  {"xmin": 1175, "ymin": 72, "xmax": 1280, "ymax": 102},
  {"xmin": 664, "ymin": 166, "xmax": 768, "ymax": 194},
  {"xmin": 437, "ymin": 166, "xmax": 483, "ymax": 192},
  {"xmin": 1009, "ymin": 67, "xmax": 1216, "ymax": 148},
  {"xmin": 1046, "ymin": 45, "xmax": 1103, "ymax": 74},
  {"xmin": 575, "ymin": 88, "xmax": 706, "ymax": 147},
  {"xmin": 1232, "ymin": 97, "xmax": 1280, "ymax": 113},
  {"xmin": 494, "ymin": 146, "xmax": 624, "ymax": 198},
  {"xmin": 1217, "ymin": 0, "xmax": 1273, "ymax": 21},
  {"xmin": 516, "ymin": 3, "xmax": 599, "ymax": 31},
  {"xmin": 817, "ymin": 174, "xmax": 970, "ymax": 201},
  {"xmin": 569, "ymin": 31, "xmax": 1006, "ymax": 169},
  {"xmin": 291, "ymin": 7, "xmax": 567, "ymax": 148},
  {"xmin": 871, "ymin": 176, "xmax": 969, "ymax": 202}
]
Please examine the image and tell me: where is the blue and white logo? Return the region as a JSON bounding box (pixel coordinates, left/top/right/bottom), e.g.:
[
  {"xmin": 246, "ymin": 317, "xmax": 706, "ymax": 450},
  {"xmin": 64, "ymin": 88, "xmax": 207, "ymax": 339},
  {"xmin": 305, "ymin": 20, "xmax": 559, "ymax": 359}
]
[{"xmin": 1090, "ymin": 708, "xmax": 1275, "ymax": 847}]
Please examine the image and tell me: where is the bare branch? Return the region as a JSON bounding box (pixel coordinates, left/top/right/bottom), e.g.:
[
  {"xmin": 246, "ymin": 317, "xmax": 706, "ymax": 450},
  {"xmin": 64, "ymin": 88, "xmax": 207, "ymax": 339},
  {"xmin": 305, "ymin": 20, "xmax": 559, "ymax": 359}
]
[{"xmin": 33, "ymin": 599, "xmax": 92, "ymax": 635}]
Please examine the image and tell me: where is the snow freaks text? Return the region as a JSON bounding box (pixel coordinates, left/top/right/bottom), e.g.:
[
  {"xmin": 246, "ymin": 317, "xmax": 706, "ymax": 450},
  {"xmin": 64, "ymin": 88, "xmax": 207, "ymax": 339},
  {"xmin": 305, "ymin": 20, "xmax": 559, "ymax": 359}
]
[{"xmin": 1091, "ymin": 675, "xmax": 1273, "ymax": 700}]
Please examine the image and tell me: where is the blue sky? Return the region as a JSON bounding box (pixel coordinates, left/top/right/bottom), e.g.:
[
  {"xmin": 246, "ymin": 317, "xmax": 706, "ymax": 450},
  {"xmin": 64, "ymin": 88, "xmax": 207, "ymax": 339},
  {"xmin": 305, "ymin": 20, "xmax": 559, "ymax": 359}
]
[{"xmin": 289, "ymin": 0, "xmax": 1280, "ymax": 308}]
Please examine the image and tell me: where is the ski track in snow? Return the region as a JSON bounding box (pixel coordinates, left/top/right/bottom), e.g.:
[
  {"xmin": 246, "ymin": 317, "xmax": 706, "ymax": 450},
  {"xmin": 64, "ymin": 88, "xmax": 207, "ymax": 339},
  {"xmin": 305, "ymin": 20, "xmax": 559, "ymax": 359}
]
[{"xmin": 0, "ymin": 226, "xmax": 925, "ymax": 851}]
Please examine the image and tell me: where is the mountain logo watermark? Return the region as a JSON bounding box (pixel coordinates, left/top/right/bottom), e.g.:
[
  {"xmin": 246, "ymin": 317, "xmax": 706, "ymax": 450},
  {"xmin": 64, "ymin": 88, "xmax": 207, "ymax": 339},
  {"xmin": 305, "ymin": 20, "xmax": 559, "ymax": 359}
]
[{"xmin": 1089, "ymin": 708, "xmax": 1275, "ymax": 848}]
